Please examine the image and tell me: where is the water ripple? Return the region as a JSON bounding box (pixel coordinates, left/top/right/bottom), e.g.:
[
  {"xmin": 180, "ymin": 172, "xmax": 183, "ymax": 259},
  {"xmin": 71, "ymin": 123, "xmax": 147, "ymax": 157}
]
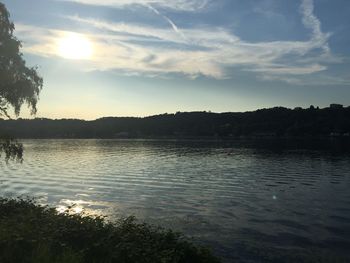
[{"xmin": 1, "ymin": 139, "xmax": 350, "ymax": 262}]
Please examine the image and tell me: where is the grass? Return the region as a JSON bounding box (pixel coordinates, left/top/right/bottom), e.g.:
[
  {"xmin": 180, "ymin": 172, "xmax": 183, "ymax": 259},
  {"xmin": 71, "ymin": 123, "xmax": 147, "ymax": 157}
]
[{"xmin": 0, "ymin": 198, "xmax": 220, "ymax": 263}]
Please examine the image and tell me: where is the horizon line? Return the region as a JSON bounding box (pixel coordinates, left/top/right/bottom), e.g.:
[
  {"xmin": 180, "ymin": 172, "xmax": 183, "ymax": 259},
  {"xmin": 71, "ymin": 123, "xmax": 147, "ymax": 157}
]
[{"xmin": 3, "ymin": 104, "xmax": 347, "ymax": 122}]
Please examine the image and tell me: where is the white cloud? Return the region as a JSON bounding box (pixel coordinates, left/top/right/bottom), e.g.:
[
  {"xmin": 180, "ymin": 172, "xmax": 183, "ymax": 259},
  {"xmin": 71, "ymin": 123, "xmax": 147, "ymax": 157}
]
[
  {"xmin": 18, "ymin": 0, "xmax": 338, "ymax": 82},
  {"xmin": 300, "ymin": 0, "xmax": 330, "ymax": 52},
  {"xmin": 56, "ymin": 0, "xmax": 209, "ymax": 11},
  {"xmin": 146, "ymin": 5, "xmax": 187, "ymax": 40},
  {"xmin": 260, "ymin": 73, "xmax": 350, "ymax": 86},
  {"xmin": 251, "ymin": 64, "xmax": 327, "ymax": 75}
]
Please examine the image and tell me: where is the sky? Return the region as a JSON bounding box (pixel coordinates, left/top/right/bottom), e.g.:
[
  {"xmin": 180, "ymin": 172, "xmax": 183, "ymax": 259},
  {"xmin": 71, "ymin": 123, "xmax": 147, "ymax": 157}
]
[{"xmin": 2, "ymin": 0, "xmax": 350, "ymax": 120}]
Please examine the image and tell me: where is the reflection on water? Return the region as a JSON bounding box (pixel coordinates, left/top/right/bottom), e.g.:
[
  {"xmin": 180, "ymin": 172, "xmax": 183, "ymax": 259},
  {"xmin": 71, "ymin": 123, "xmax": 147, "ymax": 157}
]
[{"xmin": 1, "ymin": 139, "xmax": 350, "ymax": 262}]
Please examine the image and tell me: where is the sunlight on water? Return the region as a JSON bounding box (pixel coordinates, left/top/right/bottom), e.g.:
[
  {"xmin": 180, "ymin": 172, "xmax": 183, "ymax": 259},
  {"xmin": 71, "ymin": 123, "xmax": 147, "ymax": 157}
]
[
  {"xmin": 1, "ymin": 139, "xmax": 350, "ymax": 262},
  {"xmin": 56, "ymin": 200, "xmax": 85, "ymax": 214}
]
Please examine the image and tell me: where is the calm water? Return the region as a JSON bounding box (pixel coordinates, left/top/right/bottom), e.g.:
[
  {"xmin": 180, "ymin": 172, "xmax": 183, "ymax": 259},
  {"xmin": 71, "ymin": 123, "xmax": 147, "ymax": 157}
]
[{"xmin": 1, "ymin": 139, "xmax": 350, "ymax": 262}]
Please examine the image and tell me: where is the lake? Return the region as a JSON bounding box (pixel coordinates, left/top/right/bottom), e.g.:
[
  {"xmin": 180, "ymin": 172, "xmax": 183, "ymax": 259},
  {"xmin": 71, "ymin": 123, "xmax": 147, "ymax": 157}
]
[{"xmin": 1, "ymin": 139, "xmax": 350, "ymax": 262}]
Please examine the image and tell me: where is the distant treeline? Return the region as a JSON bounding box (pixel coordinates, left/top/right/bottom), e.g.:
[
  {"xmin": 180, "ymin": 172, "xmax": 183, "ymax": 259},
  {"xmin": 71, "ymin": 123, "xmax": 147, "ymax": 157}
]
[{"xmin": 1, "ymin": 105, "xmax": 350, "ymax": 139}]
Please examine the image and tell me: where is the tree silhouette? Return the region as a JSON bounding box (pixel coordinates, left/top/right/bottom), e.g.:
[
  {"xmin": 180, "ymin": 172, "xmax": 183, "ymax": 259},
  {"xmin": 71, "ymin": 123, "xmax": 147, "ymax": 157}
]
[{"xmin": 0, "ymin": 3, "xmax": 43, "ymax": 161}]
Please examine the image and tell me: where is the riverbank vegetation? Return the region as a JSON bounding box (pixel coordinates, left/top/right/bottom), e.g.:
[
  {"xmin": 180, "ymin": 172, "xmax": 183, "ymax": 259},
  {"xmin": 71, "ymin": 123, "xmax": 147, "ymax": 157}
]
[{"xmin": 0, "ymin": 198, "xmax": 220, "ymax": 263}]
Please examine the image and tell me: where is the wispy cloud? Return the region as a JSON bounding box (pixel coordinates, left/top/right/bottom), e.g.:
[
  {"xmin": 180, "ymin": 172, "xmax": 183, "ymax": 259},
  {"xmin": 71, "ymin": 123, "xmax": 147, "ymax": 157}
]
[
  {"xmin": 56, "ymin": 0, "xmax": 209, "ymax": 11},
  {"xmin": 146, "ymin": 5, "xmax": 187, "ymax": 40},
  {"xmin": 300, "ymin": 0, "xmax": 330, "ymax": 52},
  {"xmin": 18, "ymin": 0, "xmax": 340, "ymax": 82},
  {"xmin": 253, "ymin": 0, "xmax": 284, "ymax": 19}
]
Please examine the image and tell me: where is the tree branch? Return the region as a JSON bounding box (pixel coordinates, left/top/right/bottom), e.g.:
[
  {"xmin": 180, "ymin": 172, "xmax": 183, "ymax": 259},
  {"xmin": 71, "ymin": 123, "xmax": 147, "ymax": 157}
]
[{"xmin": 0, "ymin": 138, "xmax": 23, "ymax": 162}]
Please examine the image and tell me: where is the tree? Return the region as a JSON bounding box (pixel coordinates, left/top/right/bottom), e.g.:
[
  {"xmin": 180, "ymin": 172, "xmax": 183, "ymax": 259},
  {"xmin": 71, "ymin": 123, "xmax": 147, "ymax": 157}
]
[{"xmin": 0, "ymin": 3, "xmax": 43, "ymax": 161}]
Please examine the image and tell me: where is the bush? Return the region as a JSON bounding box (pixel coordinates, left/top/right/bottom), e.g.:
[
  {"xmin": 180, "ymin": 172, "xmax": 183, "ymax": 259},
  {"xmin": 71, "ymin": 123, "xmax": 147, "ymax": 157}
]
[{"xmin": 0, "ymin": 198, "xmax": 220, "ymax": 263}]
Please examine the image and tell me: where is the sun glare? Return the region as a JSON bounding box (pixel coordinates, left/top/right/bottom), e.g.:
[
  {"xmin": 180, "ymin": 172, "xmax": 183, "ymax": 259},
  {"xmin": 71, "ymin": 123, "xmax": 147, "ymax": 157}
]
[{"xmin": 58, "ymin": 33, "xmax": 93, "ymax": 60}]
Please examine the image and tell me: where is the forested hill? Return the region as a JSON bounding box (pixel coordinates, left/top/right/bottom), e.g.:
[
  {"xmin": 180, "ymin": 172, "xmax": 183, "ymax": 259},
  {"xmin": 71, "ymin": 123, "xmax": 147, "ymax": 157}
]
[{"xmin": 0, "ymin": 105, "xmax": 350, "ymax": 139}]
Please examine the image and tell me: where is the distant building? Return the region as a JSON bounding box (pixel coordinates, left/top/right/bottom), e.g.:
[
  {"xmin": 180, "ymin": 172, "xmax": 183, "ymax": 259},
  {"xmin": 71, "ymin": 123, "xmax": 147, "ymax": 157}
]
[
  {"xmin": 251, "ymin": 132, "xmax": 276, "ymax": 137},
  {"xmin": 330, "ymin": 132, "xmax": 341, "ymax": 137},
  {"xmin": 330, "ymin": 104, "xmax": 343, "ymax": 109},
  {"xmin": 114, "ymin": 132, "xmax": 129, "ymax": 138}
]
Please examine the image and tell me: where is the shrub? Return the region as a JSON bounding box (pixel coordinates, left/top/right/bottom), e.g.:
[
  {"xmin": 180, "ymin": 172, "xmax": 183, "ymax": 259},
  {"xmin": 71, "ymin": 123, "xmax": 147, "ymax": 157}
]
[{"xmin": 0, "ymin": 198, "xmax": 220, "ymax": 263}]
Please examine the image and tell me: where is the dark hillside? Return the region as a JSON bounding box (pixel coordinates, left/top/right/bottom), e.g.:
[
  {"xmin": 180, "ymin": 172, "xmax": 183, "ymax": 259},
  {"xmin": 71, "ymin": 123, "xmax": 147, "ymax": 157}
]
[{"xmin": 0, "ymin": 105, "xmax": 349, "ymax": 139}]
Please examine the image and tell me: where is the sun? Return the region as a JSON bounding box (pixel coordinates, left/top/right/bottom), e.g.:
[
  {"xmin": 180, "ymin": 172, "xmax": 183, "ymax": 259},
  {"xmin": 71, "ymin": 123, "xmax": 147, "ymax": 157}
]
[{"xmin": 57, "ymin": 33, "xmax": 93, "ymax": 60}]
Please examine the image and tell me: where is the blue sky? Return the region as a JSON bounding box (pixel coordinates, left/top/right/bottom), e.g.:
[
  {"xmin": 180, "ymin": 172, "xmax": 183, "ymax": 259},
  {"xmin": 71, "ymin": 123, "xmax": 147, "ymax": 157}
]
[{"xmin": 3, "ymin": 0, "xmax": 350, "ymax": 119}]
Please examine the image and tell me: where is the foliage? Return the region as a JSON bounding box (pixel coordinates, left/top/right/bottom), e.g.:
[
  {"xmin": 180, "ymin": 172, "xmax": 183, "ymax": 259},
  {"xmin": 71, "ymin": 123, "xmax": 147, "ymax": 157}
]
[
  {"xmin": 0, "ymin": 198, "xmax": 220, "ymax": 263},
  {"xmin": 0, "ymin": 3, "xmax": 43, "ymax": 117},
  {"xmin": 0, "ymin": 137, "xmax": 23, "ymax": 162},
  {"xmin": 0, "ymin": 3, "xmax": 42, "ymax": 161},
  {"xmin": 0, "ymin": 106, "xmax": 349, "ymax": 139}
]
